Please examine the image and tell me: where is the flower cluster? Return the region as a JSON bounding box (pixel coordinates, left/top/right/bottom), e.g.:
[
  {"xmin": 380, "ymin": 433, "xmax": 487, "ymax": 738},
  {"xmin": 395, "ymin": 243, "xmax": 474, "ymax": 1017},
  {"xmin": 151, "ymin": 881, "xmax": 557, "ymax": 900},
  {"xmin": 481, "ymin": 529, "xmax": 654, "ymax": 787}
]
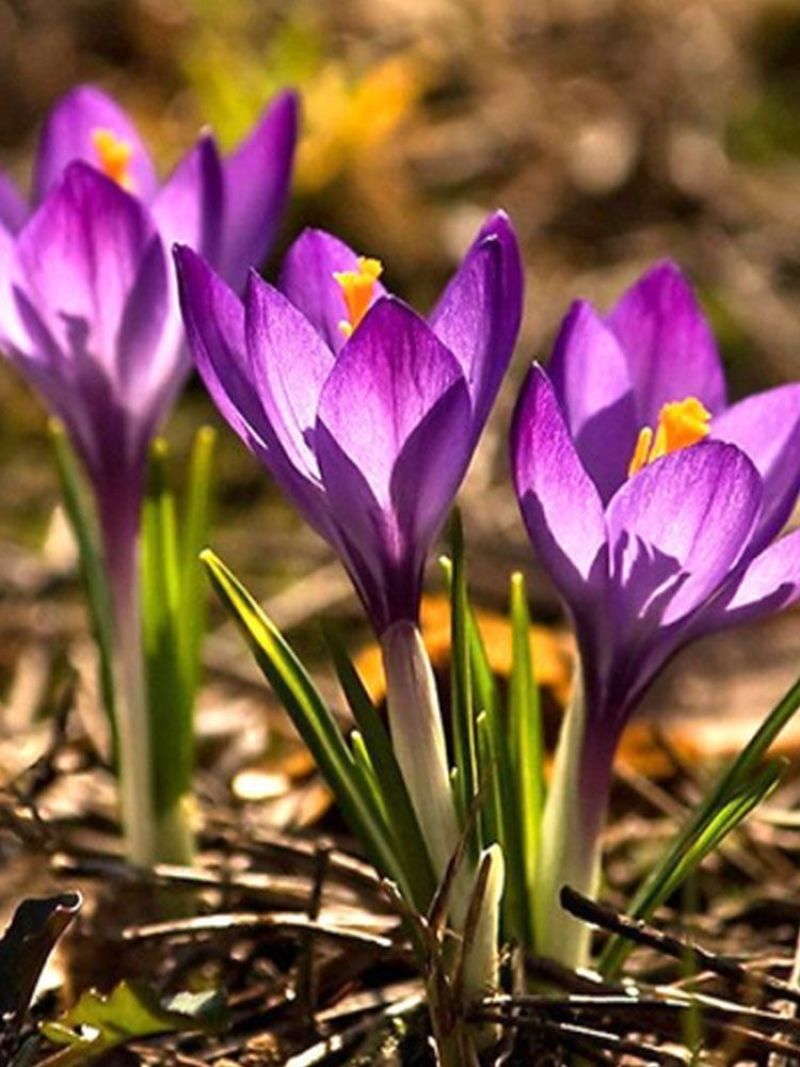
[
  {"xmin": 1, "ymin": 82, "xmax": 799, "ymax": 1052},
  {"xmin": 0, "ymin": 84, "xmax": 297, "ymax": 866}
]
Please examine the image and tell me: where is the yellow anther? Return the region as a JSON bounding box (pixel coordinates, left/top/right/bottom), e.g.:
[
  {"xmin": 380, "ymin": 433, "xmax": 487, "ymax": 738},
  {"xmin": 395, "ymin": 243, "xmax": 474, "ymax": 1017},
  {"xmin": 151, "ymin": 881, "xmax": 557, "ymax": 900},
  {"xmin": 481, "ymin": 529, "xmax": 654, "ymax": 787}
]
[
  {"xmin": 627, "ymin": 397, "xmax": 711, "ymax": 477},
  {"xmin": 334, "ymin": 256, "xmax": 383, "ymax": 337},
  {"xmin": 628, "ymin": 426, "xmax": 654, "ymax": 477},
  {"xmin": 91, "ymin": 128, "xmax": 135, "ymax": 191}
]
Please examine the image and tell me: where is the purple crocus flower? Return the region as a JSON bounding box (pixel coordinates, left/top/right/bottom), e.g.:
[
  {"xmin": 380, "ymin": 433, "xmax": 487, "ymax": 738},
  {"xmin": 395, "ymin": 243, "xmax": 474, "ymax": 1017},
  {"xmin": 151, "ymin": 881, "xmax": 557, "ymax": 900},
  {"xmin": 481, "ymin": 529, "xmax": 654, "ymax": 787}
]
[
  {"xmin": 0, "ymin": 84, "xmax": 298, "ymax": 865},
  {"xmin": 511, "ymin": 261, "xmax": 800, "ymax": 965},
  {"xmin": 176, "ymin": 211, "xmax": 523, "ymax": 636},
  {"xmin": 0, "ymin": 84, "xmax": 297, "ymax": 283},
  {"xmin": 0, "ymin": 84, "xmax": 298, "ymax": 533},
  {"xmin": 177, "ymin": 214, "xmax": 522, "ymax": 889}
]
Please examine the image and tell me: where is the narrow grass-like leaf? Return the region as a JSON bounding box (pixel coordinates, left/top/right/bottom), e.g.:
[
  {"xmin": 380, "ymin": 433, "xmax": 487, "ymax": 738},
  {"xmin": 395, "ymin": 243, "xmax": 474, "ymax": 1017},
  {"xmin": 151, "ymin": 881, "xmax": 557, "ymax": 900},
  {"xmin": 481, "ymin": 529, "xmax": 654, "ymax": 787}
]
[
  {"xmin": 139, "ymin": 432, "xmax": 214, "ymax": 859},
  {"xmin": 476, "ymin": 714, "xmax": 500, "ymax": 851},
  {"xmin": 350, "ymin": 730, "xmax": 388, "ymax": 823},
  {"xmin": 476, "ymin": 708, "xmax": 529, "ymax": 947},
  {"xmin": 448, "ymin": 512, "xmax": 479, "ymax": 850},
  {"xmin": 49, "ymin": 421, "xmax": 117, "ymax": 748},
  {"xmin": 509, "ymin": 572, "xmax": 544, "ymax": 938},
  {"xmin": 601, "ymin": 671, "xmax": 800, "ymax": 977},
  {"xmin": 654, "ymin": 761, "xmax": 782, "ymax": 904},
  {"xmin": 324, "ymin": 626, "xmax": 436, "ymax": 909},
  {"xmin": 466, "ymin": 605, "xmax": 500, "ymax": 724},
  {"xmin": 179, "ymin": 427, "xmax": 215, "ymax": 701},
  {"xmin": 439, "ymin": 556, "xmax": 499, "ymax": 723},
  {"xmin": 601, "ymin": 749, "xmax": 789, "ymax": 977},
  {"xmin": 202, "ymin": 549, "xmax": 414, "ymax": 903},
  {"xmin": 691, "ymin": 674, "xmax": 800, "ymax": 818},
  {"xmin": 141, "ymin": 440, "xmax": 189, "ymax": 817},
  {"xmin": 441, "ymin": 557, "xmax": 529, "ymax": 944}
]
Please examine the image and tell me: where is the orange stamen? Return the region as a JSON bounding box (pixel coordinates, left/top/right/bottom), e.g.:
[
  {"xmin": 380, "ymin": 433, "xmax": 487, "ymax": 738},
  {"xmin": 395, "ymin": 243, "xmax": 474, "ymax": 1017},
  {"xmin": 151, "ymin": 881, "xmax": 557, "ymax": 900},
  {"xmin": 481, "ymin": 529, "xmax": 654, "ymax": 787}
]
[
  {"xmin": 91, "ymin": 128, "xmax": 135, "ymax": 191},
  {"xmin": 334, "ymin": 257, "xmax": 383, "ymax": 337},
  {"xmin": 627, "ymin": 397, "xmax": 711, "ymax": 476}
]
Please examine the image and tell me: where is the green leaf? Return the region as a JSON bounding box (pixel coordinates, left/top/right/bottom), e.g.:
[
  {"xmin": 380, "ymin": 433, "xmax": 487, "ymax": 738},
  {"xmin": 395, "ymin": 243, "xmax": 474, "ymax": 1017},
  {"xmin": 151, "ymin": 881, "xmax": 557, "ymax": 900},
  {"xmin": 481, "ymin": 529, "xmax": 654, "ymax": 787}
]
[
  {"xmin": 441, "ymin": 558, "xmax": 529, "ymax": 945},
  {"xmin": 350, "ymin": 730, "xmax": 387, "ymax": 820},
  {"xmin": 179, "ymin": 426, "xmax": 216, "ymax": 700},
  {"xmin": 475, "ymin": 713, "xmax": 500, "ymax": 848},
  {"xmin": 324, "ymin": 626, "xmax": 437, "ymax": 910},
  {"xmin": 201, "ymin": 549, "xmax": 412, "ymax": 901},
  {"xmin": 509, "ymin": 572, "xmax": 544, "ymax": 941},
  {"xmin": 49, "ymin": 422, "xmax": 116, "ymax": 750},
  {"xmin": 440, "ymin": 554, "xmax": 501, "ymax": 724},
  {"xmin": 140, "ymin": 429, "xmax": 215, "ymax": 844},
  {"xmin": 447, "ymin": 512, "xmax": 479, "ymax": 849},
  {"xmin": 40, "ymin": 981, "xmax": 225, "ymax": 1064},
  {"xmin": 476, "ymin": 705, "xmax": 529, "ymax": 947},
  {"xmin": 599, "ymin": 675, "xmax": 800, "ymax": 977},
  {"xmin": 465, "ymin": 603, "xmax": 500, "ymax": 724},
  {"xmin": 653, "ymin": 761, "xmax": 783, "ymax": 904},
  {"xmin": 141, "ymin": 439, "xmax": 189, "ymax": 818}
]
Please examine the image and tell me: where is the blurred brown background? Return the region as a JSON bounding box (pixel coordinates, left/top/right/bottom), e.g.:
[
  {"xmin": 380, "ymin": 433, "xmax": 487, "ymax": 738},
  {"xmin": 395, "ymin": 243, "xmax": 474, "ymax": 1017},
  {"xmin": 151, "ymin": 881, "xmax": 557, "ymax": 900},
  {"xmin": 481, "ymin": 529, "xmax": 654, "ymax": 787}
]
[{"xmin": 0, "ymin": 0, "xmax": 798, "ymax": 737}]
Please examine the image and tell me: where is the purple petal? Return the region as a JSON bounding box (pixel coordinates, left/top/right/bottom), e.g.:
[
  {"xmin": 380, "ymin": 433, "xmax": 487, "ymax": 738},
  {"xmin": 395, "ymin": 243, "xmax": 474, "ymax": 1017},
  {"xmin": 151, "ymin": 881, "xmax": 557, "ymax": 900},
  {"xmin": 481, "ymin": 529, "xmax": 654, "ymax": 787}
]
[
  {"xmin": 310, "ymin": 432, "xmax": 398, "ymax": 630},
  {"xmin": 34, "ymin": 85, "xmax": 157, "ymax": 204},
  {"xmin": 175, "ymin": 246, "xmax": 269, "ymax": 456},
  {"xmin": 244, "ymin": 269, "xmax": 335, "ymax": 482},
  {"xmin": 149, "ymin": 135, "xmax": 227, "ymax": 409},
  {"xmin": 316, "ymin": 298, "xmax": 468, "ymax": 506},
  {"xmin": 606, "ymin": 261, "xmax": 727, "ymax": 426},
  {"xmin": 15, "ymin": 163, "xmax": 169, "ymax": 416},
  {"xmin": 177, "ymin": 248, "xmax": 332, "ymax": 539},
  {"xmin": 428, "ymin": 210, "xmax": 522, "ymax": 431},
  {"xmin": 606, "ymin": 442, "xmax": 762, "ymax": 634},
  {"xmin": 152, "ymin": 133, "xmax": 224, "ymax": 265},
  {"xmin": 0, "ymin": 222, "xmax": 30, "ymax": 351},
  {"xmin": 0, "ymin": 232, "xmax": 99, "ymax": 468},
  {"xmin": 279, "ymin": 228, "xmax": 386, "ymax": 354},
  {"xmin": 701, "ymin": 527, "xmax": 800, "ymax": 632},
  {"xmin": 3, "ymin": 170, "xmax": 171, "ymax": 483},
  {"xmin": 0, "ymin": 171, "xmax": 27, "ymax": 233},
  {"xmin": 511, "ymin": 364, "xmax": 608, "ymax": 610},
  {"xmin": 221, "ymin": 90, "xmax": 299, "ymax": 290},
  {"xmin": 548, "ymin": 300, "xmax": 637, "ymax": 502},
  {"xmin": 0, "ymin": 217, "xmax": 62, "ymax": 372},
  {"xmin": 315, "ymin": 298, "xmax": 472, "ymax": 632},
  {"xmin": 115, "ymin": 236, "xmax": 172, "ymax": 409},
  {"xmin": 712, "ymin": 383, "xmax": 800, "ymax": 545}
]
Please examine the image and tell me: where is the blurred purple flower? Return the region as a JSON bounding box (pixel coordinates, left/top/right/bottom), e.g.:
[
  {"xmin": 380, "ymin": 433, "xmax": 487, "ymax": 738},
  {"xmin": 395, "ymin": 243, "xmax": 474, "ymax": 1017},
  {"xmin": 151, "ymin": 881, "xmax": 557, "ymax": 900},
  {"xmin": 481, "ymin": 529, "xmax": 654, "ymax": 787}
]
[
  {"xmin": 512, "ymin": 261, "xmax": 800, "ymax": 862},
  {"xmin": 0, "ymin": 84, "xmax": 297, "ymax": 536},
  {"xmin": 176, "ymin": 212, "xmax": 523, "ymax": 634},
  {"xmin": 0, "ymin": 86, "xmax": 297, "ymax": 863},
  {"xmin": 0, "ymin": 84, "xmax": 298, "ymax": 287}
]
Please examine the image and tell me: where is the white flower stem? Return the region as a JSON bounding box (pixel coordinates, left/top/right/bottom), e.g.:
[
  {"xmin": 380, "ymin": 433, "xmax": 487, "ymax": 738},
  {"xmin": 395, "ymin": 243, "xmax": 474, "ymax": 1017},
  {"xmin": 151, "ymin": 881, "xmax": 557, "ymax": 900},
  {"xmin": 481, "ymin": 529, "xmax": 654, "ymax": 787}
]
[
  {"xmin": 381, "ymin": 621, "xmax": 505, "ymax": 1045},
  {"xmin": 381, "ymin": 619, "xmax": 484, "ymax": 931},
  {"xmin": 534, "ymin": 673, "xmax": 607, "ymax": 969},
  {"xmin": 381, "ymin": 621, "xmax": 460, "ymax": 881}
]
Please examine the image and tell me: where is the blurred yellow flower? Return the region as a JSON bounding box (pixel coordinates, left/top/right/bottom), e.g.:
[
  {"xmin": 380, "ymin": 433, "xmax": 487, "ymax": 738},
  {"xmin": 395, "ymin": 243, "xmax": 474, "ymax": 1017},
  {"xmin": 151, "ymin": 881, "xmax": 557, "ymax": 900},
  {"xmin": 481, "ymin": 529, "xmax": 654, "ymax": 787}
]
[
  {"xmin": 181, "ymin": 8, "xmax": 423, "ymax": 194},
  {"xmin": 298, "ymin": 54, "xmax": 423, "ymax": 192}
]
